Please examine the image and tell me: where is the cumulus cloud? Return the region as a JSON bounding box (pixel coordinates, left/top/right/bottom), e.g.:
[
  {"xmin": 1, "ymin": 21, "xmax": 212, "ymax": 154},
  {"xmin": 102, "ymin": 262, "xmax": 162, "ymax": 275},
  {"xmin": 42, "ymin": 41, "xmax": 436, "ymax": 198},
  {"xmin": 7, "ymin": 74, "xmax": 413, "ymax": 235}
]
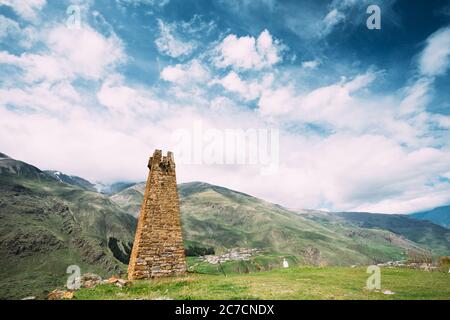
[
  {"xmin": 215, "ymin": 71, "xmax": 272, "ymax": 101},
  {"xmin": 213, "ymin": 29, "xmax": 283, "ymax": 70},
  {"xmin": 0, "ymin": 24, "xmax": 125, "ymax": 83},
  {"xmin": 0, "ymin": 81, "xmax": 81, "ymax": 114},
  {"xmin": 97, "ymin": 76, "xmax": 165, "ymax": 118},
  {"xmin": 2, "ymin": 87, "xmax": 450, "ymax": 214},
  {"xmin": 258, "ymin": 72, "xmax": 377, "ymax": 120},
  {"xmin": 2, "ymin": 65, "xmax": 450, "ymax": 214},
  {"xmin": 160, "ymin": 59, "xmax": 210, "ymax": 85},
  {"xmin": 419, "ymin": 26, "xmax": 450, "ymax": 77},
  {"xmin": 259, "ymin": 86, "xmax": 297, "ymax": 116},
  {"xmin": 285, "ymin": 134, "xmax": 450, "ymax": 213},
  {"xmin": 257, "ymin": 70, "xmax": 444, "ymax": 153},
  {"xmin": 1, "ymin": 3, "xmax": 450, "ymax": 215}
]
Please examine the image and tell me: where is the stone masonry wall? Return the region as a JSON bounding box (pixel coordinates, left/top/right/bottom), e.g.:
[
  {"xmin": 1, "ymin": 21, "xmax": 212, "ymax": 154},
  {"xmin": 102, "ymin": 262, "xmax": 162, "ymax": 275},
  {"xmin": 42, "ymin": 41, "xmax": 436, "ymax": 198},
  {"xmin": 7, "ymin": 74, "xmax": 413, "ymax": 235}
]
[{"xmin": 127, "ymin": 150, "xmax": 187, "ymax": 280}]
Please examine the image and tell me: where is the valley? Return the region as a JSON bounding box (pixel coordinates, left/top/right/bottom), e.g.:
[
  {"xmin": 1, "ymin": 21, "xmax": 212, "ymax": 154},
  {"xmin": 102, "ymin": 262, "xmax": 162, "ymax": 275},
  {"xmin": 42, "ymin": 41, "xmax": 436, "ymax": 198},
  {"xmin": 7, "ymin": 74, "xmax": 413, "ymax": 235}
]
[{"xmin": 0, "ymin": 152, "xmax": 449, "ymax": 299}]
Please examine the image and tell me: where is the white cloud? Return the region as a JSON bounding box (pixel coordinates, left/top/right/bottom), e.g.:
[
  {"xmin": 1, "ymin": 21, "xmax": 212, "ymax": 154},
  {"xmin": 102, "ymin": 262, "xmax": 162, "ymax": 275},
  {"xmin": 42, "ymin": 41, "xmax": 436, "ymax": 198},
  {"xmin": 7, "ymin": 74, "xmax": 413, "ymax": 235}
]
[
  {"xmin": 342, "ymin": 72, "xmax": 376, "ymax": 91},
  {"xmin": 116, "ymin": 0, "xmax": 170, "ymax": 7},
  {"xmin": 160, "ymin": 59, "xmax": 210, "ymax": 85},
  {"xmin": 2, "ymin": 91, "xmax": 450, "ymax": 215},
  {"xmin": 0, "ymin": 15, "xmax": 20, "ymax": 39},
  {"xmin": 0, "ymin": 24, "xmax": 125, "ymax": 83},
  {"xmin": 300, "ymin": 134, "xmax": 450, "ymax": 213},
  {"xmin": 180, "ymin": 14, "xmax": 216, "ymax": 35},
  {"xmin": 259, "ymin": 86, "xmax": 298, "ymax": 116},
  {"xmin": 18, "ymin": 26, "xmax": 40, "ymax": 48},
  {"xmin": 302, "ymin": 60, "xmax": 320, "ymax": 69},
  {"xmin": 213, "ymin": 29, "xmax": 283, "ymax": 70},
  {"xmin": 1, "ymin": 4, "xmax": 450, "ymax": 216},
  {"xmin": 398, "ymin": 78, "xmax": 432, "ymax": 116},
  {"xmin": 322, "ymin": 9, "xmax": 345, "ymax": 35},
  {"xmin": 228, "ymin": 131, "xmax": 450, "ymax": 214},
  {"xmin": 317, "ymin": 0, "xmax": 384, "ymax": 38},
  {"xmin": 155, "ymin": 19, "xmax": 196, "ymax": 58},
  {"xmin": 258, "ymin": 72, "xmax": 377, "ymax": 121},
  {"xmin": 0, "ymin": 15, "xmax": 40, "ymax": 48},
  {"xmin": 2, "ymin": 67, "xmax": 450, "ymax": 214},
  {"xmin": 256, "ymin": 29, "xmax": 282, "ymax": 66},
  {"xmin": 419, "ymin": 26, "xmax": 450, "ymax": 77},
  {"xmin": 257, "ymin": 70, "xmax": 442, "ymax": 152},
  {"xmin": 353, "ymin": 187, "xmax": 450, "ymax": 214},
  {"xmin": 46, "ymin": 25, "xmax": 125, "ymax": 80},
  {"xmin": 0, "ymin": 106, "xmax": 153, "ymax": 182},
  {"xmin": 97, "ymin": 76, "xmax": 165, "ymax": 117},
  {"xmin": 430, "ymin": 114, "xmax": 450, "ymax": 129},
  {"xmin": 0, "ymin": 81, "xmax": 81, "ymax": 114},
  {"xmin": 209, "ymin": 96, "xmax": 237, "ymax": 112},
  {"xmin": 215, "ymin": 71, "xmax": 264, "ymax": 101},
  {"xmin": 0, "ymin": 0, "xmax": 46, "ymax": 22}
]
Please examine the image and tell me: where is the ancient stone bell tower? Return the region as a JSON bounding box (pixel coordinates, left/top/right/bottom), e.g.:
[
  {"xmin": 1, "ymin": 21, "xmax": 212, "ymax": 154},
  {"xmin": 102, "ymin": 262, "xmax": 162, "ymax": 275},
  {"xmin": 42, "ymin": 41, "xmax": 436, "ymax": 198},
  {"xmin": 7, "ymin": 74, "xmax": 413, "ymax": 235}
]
[{"xmin": 128, "ymin": 150, "xmax": 187, "ymax": 280}]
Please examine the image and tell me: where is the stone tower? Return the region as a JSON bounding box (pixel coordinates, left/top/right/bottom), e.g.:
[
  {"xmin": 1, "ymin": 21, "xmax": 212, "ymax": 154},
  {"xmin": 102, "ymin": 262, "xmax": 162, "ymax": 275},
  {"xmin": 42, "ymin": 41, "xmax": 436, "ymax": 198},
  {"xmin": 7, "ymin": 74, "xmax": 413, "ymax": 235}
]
[{"xmin": 128, "ymin": 150, "xmax": 187, "ymax": 280}]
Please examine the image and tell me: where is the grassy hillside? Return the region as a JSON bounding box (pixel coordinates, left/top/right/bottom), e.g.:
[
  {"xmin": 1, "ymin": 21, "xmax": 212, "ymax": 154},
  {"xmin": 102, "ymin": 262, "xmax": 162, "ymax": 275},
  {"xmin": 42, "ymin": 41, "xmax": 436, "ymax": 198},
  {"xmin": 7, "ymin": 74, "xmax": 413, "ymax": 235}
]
[
  {"xmin": 74, "ymin": 266, "xmax": 450, "ymax": 300},
  {"xmin": 112, "ymin": 182, "xmax": 449, "ymax": 267},
  {"xmin": 411, "ymin": 206, "xmax": 450, "ymax": 229},
  {"xmin": 0, "ymin": 156, "xmax": 136, "ymax": 299},
  {"xmin": 298, "ymin": 211, "xmax": 450, "ymax": 256}
]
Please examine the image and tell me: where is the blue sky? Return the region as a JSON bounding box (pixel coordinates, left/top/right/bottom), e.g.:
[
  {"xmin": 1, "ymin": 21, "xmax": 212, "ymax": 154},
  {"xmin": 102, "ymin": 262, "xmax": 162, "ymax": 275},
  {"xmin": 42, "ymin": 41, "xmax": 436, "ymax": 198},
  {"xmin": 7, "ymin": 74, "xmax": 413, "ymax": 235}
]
[{"xmin": 1, "ymin": 0, "xmax": 450, "ymax": 214}]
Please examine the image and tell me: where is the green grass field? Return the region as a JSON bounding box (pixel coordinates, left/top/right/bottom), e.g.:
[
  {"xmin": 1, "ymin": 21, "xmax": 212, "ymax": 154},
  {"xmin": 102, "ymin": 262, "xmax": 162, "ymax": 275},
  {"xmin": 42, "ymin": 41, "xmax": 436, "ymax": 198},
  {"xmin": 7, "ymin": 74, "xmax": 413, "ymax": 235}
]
[{"xmin": 74, "ymin": 267, "xmax": 450, "ymax": 300}]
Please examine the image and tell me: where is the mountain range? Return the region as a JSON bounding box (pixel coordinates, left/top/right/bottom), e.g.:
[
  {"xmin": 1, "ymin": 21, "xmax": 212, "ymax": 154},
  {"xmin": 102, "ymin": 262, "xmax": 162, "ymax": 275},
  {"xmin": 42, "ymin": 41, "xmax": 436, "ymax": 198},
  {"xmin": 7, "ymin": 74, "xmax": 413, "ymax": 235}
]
[
  {"xmin": 112, "ymin": 181, "xmax": 450, "ymax": 262},
  {"xmin": 0, "ymin": 152, "xmax": 449, "ymax": 299},
  {"xmin": 410, "ymin": 206, "xmax": 450, "ymax": 229}
]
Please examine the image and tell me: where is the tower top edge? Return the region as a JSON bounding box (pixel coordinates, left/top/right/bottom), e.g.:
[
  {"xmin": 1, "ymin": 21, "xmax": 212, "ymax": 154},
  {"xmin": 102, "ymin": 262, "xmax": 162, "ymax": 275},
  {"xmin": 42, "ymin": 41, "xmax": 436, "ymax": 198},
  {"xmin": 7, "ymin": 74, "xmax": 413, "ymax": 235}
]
[{"xmin": 148, "ymin": 149, "xmax": 175, "ymax": 169}]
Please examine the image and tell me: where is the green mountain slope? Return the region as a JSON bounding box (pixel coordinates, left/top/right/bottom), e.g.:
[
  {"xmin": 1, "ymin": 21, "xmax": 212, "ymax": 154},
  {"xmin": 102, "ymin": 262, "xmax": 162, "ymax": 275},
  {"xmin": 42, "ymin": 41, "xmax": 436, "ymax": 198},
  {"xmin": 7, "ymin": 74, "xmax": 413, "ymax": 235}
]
[
  {"xmin": 410, "ymin": 206, "xmax": 450, "ymax": 229},
  {"xmin": 0, "ymin": 155, "xmax": 57, "ymax": 183},
  {"xmin": 112, "ymin": 182, "xmax": 449, "ymax": 268},
  {"xmin": 110, "ymin": 182, "xmax": 145, "ymax": 218},
  {"xmin": 0, "ymin": 156, "xmax": 136, "ymax": 299},
  {"xmin": 44, "ymin": 170, "xmax": 96, "ymax": 192},
  {"xmin": 297, "ymin": 211, "xmax": 450, "ymax": 256}
]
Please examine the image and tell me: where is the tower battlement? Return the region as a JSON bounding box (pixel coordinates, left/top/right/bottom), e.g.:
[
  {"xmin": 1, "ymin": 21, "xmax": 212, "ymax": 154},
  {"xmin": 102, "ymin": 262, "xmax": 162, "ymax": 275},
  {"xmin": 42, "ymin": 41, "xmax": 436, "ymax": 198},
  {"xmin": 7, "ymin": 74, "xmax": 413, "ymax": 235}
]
[
  {"xmin": 148, "ymin": 150, "xmax": 175, "ymax": 173},
  {"xmin": 128, "ymin": 150, "xmax": 186, "ymax": 280}
]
